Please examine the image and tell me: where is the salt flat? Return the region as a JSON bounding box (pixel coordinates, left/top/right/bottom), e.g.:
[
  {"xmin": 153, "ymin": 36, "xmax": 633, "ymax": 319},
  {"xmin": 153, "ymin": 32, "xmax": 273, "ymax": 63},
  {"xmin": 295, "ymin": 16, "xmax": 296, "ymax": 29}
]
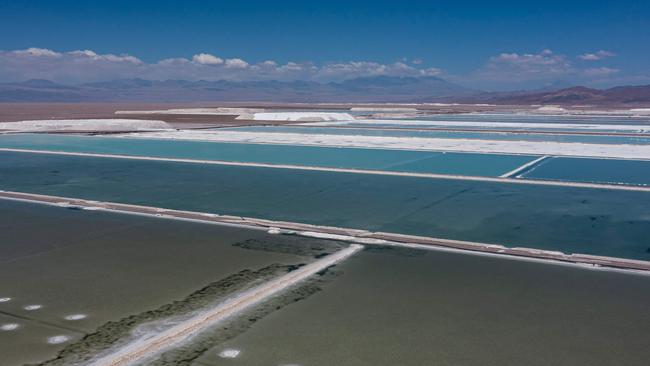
[{"xmin": 126, "ymin": 130, "xmax": 650, "ymax": 160}]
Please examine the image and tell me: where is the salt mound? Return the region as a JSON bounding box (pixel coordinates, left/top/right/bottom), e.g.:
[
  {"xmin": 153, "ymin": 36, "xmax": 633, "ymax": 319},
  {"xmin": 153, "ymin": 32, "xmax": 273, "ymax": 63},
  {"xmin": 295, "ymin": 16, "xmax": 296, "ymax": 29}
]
[
  {"xmin": 535, "ymin": 106, "xmax": 567, "ymax": 114},
  {"xmin": 242, "ymin": 112, "xmax": 355, "ymax": 122},
  {"xmin": 0, "ymin": 119, "xmax": 171, "ymax": 132}
]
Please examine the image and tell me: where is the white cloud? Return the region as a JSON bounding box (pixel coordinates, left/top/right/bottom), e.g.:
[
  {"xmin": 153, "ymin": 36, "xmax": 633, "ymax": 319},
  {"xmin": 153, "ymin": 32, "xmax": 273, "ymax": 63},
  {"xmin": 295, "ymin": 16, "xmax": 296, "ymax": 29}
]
[
  {"xmin": 583, "ymin": 67, "xmax": 619, "ymax": 77},
  {"xmin": 1, "ymin": 48, "xmax": 439, "ymax": 83},
  {"xmin": 455, "ymin": 49, "xmax": 631, "ymax": 90},
  {"xmin": 579, "ymin": 50, "xmax": 615, "ymax": 61},
  {"xmin": 192, "ymin": 53, "xmax": 223, "ymax": 65},
  {"xmin": 486, "ymin": 49, "xmax": 571, "ymax": 77},
  {"xmin": 13, "ymin": 47, "xmax": 61, "ymax": 57},
  {"xmin": 224, "ymin": 58, "xmax": 249, "ymax": 69},
  {"xmin": 317, "ymin": 61, "xmax": 440, "ymax": 80},
  {"xmin": 3, "ymin": 46, "xmax": 631, "ymax": 89}
]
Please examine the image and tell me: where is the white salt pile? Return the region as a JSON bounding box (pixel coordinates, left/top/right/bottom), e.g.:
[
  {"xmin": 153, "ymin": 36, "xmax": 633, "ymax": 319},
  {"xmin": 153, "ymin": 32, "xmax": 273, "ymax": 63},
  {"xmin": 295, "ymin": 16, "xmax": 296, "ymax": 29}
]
[{"xmin": 240, "ymin": 112, "xmax": 355, "ymax": 122}]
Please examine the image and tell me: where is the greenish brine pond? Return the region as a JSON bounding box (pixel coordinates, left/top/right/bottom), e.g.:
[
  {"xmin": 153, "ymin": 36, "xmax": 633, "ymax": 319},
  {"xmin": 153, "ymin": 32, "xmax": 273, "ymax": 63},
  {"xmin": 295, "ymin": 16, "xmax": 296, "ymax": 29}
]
[
  {"xmin": 0, "ymin": 199, "xmax": 344, "ymax": 366},
  {"xmin": 178, "ymin": 247, "xmax": 649, "ymax": 366},
  {"xmin": 1, "ymin": 151, "xmax": 650, "ymax": 261}
]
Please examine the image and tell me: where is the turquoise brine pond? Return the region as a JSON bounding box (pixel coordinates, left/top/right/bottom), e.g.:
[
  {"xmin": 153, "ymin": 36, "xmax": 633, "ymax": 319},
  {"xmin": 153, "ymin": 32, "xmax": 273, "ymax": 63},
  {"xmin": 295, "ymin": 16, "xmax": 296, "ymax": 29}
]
[
  {"xmin": 521, "ymin": 157, "xmax": 650, "ymax": 186},
  {"xmin": 1, "ymin": 151, "xmax": 649, "ymax": 261},
  {"xmin": 0, "ymin": 134, "xmax": 536, "ymax": 177}
]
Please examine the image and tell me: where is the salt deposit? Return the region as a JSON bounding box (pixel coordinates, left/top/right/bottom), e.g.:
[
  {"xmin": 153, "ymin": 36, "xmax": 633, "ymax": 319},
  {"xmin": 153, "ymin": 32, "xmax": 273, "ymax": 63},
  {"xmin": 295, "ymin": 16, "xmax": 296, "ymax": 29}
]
[
  {"xmin": 1, "ymin": 323, "xmax": 20, "ymax": 331},
  {"xmin": 241, "ymin": 112, "xmax": 355, "ymax": 122},
  {"xmin": 307, "ymin": 118, "xmax": 650, "ymax": 132},
  {"xmin": 126, "ymin": 130, "xmax": 650, "ymax": 160},
  {"xmin": 0, "ymin": 297, "xmax": 11, "ymax": 302},
  {"xmin": 47, "ymin": 335, "xmax": 71, "ymax": 344},
  {"xmin": 115, "ymin": 108, "xmax": 264, "ymax": 115},
  {"xmin": 23, "ymin": 304, "xmax": 42, "ymax": 311},
  {"xmin": 64, "ymin": 314, "xmax": 88, "ymax": 321},
  {"xmin": 218, "ymin": 349, "xmax": 241, "ymax": 358},
  {"xmin": 0, "ymin": 119, "xmax": 172, "ymax": 133},
  {"xmin": 630, "ymin": 108, "xmax": 650, "ymax": 115},
  {"xmin": 85, "ymin": 244, "xmax": 363, "ymax": 366},
  {"xmin": 535, "ymin": 106, "xmax": 568, "ymax": 114},
  {"xmin": 350, "ymin": 107, "xmax": 418, "ymax": 112}
]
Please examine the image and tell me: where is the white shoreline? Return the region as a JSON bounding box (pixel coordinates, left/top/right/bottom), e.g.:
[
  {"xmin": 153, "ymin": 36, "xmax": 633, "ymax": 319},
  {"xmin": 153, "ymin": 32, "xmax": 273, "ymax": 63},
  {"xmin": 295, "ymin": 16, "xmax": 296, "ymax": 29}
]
[
  {"xmin": 2, "ymin": 148, "xmax": 649, "ymax": 192},
  {"xmin": 309, "ymin": 118, "xmax": 650, "ymax": 131},
  {"xmin": 85, "ymin": 244, "xmax": 363, "ymax": 366},
  {"xmin": 123, "ymin": 130, "xmax": 650, "ymax": 160},
  {"xmin": 1, "ymin": 191, "xmax": 648, "ymax": 275}
]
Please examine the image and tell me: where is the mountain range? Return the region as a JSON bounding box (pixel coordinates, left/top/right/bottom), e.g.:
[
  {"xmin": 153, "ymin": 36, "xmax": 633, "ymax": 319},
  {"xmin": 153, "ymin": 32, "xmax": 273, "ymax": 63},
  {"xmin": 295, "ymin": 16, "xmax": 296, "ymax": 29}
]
[{"xmin": 1, "ymin": 76, "xmax": 649, "ymax": 105}]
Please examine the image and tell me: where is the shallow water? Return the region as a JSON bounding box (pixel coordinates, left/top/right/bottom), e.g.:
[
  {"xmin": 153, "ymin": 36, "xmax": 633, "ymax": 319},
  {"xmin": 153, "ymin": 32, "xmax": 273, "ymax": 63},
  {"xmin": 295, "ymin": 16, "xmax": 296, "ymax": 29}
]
[
  {"xmin": 0, "ymin": 199, "xmax": 342, "ymax": 365},
  {"xmin": 521, "ymin": 157, "xmax": 650, "ymax": 186},
  {"xmin": 1, "ymin": 151, "xmax": 649, "ymax": 261},
  {"xmin": 0, "ymin": 134, "xmax": 537, "ymax": 177},
  {"xmin": 191, "ymin": 247, "xmax": 650, "ymax": 366}
]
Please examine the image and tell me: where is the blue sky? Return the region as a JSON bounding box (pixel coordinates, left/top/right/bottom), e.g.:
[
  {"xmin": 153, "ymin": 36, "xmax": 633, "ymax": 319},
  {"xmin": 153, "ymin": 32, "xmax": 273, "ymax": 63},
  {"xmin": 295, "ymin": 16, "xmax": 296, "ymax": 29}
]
[{"xmin": 0, "ymin": 0, "xmax": 648, "ymax": 90}]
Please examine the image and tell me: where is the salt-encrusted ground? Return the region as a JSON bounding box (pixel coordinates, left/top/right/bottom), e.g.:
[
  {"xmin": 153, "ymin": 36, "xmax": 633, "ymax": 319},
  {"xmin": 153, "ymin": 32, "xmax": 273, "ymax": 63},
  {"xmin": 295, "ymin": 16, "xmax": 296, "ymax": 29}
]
[
  {"xmin": 241, "ymin": 112, "xmax": 355, "ymax": 122},
  {"xmin": 126, "ymin": 130, "xmax": 650, "ymax": 160},
  {"xmin": 307, "ymin": 119, "xmax": 650, "ymax": 132},
  {"xmin": 115, "ymin": 108, "xmax": 264, "ymax": 115},
  {"xmin": 0, "ymin": 119, "xmax": 171, "ymax": 132}
]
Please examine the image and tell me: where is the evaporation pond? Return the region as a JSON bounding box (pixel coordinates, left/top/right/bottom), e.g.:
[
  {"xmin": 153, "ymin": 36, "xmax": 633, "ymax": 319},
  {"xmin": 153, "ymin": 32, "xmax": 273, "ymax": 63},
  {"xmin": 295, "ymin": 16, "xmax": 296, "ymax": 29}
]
[
  {"xmin": 1, "ymin": 151, "xmax": 650, "ymax": 261},
  {"xmin": 191, "ymin": 246, "xmax": 650, "ymax": 366},
  {"xmin": 0, "ymin": 133, "xmax": 537, "ymax": 177},
  {"xmin": 0, "ymin": 199, "xmax": 344, "ymax": 366},
  {"xmin": 522, "ymin": 157, "xmax": 650, "ymax": 186}
]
